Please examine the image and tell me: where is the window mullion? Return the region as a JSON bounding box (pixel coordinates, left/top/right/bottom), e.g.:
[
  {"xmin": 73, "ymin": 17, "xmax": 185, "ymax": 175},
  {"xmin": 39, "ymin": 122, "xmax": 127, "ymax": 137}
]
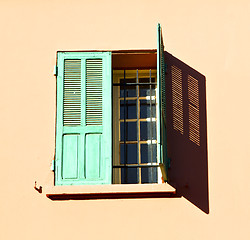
[
  {"xmin": 136, "ymin": 69, "xmax": 141, "ymax": 184},
  {"xmin": 123, "ymin": 70, "xmax": 128, "ymax": 183},
  {"xmin": 149, "ymin": 69, "xmax": 153, "ymax": 182}
]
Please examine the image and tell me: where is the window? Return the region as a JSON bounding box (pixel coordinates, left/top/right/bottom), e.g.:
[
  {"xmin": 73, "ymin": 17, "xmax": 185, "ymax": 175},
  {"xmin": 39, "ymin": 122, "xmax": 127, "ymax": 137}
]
[
  {"xmin": 54, "ymin": 24, "xmax": 169, "ymax": 186},
  {"xmin": 112, "ymin": 70, "xmax": 159, "ymax": 184}
]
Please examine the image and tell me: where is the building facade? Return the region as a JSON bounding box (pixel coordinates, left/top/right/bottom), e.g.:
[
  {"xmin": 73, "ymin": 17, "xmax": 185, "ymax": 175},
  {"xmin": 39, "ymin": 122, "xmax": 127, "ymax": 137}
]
[{"xmin": 0, "ymin": 1, "xmax": 250, "ymax": 239}]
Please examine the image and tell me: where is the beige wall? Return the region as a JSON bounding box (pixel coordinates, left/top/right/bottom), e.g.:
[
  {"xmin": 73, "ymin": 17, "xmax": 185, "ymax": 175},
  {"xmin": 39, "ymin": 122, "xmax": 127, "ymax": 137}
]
[{"xmin": 0, "ymin": 0, "xmax": 250, "ymax": 239}]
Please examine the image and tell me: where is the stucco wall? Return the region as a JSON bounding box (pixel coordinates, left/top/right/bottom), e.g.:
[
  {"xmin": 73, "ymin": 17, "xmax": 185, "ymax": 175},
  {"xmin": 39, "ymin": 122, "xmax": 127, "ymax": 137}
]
[{"xmin": 0, "ymin": 1, "xmax": 250, "ymax": 239}]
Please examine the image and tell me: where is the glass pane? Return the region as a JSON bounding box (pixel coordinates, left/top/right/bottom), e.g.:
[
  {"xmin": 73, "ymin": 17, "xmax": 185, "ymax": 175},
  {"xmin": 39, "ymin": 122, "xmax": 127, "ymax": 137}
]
[
  {"xmin": 120, "ymin": 79, "xmax": 136, "ymax": 97},
  {"xmin": 140, "ymin": 99, "xmax": 156, "ymax": 118},
  {"xmin": 121, "ymin": 168, "xmax": 138, "ymax": 184},
  {"xmin": 120, "ymin": 100, "xmax": 137, "ymax": 119},
  {"xmin": 139, "ymin": 77, "xmax": 156, "ymax": 83},
  {"xmin": 140, "ymin": 121, "xmax": 156, "ymax": 140},
  {"xmin": 120, "ymin": 121, "xmax": 137, "ymax": 141},
  {"xmin": 141, "ymin": 144, "xmax": 157, "ymax": 163},
  {"xmin": 120, "ymin": 78, "xmax": 136, "ymax": 84},
  {"xmin": 120, "ymin": 144, "xmax": 138, "ymax": 164},
  {"xmin": 141, "ymin": 167, "xmax": 158, "ymax": 183},
  {"xmin": 139, "ymin": 85, "xmax": 156, "ymax": 97}
]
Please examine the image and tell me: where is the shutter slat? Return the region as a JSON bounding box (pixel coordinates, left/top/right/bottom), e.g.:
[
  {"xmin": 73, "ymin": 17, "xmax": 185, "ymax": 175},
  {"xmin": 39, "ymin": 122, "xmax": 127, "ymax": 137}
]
[
  {"xmin": 172, "ymin": 65, "xmax": 184, "ymax": 134},
  {"xmin": 63, "ymin": 59, "xmax": 81, "ymax": 126},
  {"xmin": 86, "ymin": 59, "xmax": 103, "ymax": 125},
  {"xmin": 188, "ymin": 75, "xmax": 200, "ymax": 146}
]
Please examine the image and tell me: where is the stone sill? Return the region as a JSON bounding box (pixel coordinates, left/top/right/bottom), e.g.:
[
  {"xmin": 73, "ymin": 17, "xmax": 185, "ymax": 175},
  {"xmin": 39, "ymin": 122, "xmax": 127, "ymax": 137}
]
[{"xmin": 45, "ymin": 183, "xmax": 176, "ymax": 200}]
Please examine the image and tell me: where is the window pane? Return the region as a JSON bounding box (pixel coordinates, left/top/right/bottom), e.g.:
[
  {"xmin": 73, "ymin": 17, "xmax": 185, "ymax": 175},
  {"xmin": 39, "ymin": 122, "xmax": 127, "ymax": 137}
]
[
  {"xmin": 139, "ymin": 77, "xmax": 156, "ymax": 83},
  {"xmin": 141, "ymin": 167, "xmax": 158, "ymax": 183},
  {"xmin": 140, "ymin": 144, "xmax": 157, "ymax": 163},
  {"xmin": 140, "ymin": 100, "xmax": 156, "ymax": 118},
  {"xmin": 120, "ymin": 79, "xmax": 136, "ymax": 97},
  {"xmin": 121, "ymin": 168, "xmax": 138, "ymax": 184},
  {"xmin": 139, "ymin": 78, "xmax": 156, "ymax": 97},
  {"xmin": 140, "ymin": 121, "xmax": 156, "ymax": 140},
  {"xmin": 139, "ymin": 86, "xmax": 156, "ymax": 97},
  {"xmin": 120, "ymin": 122, "xmax": 137, "ymax": 141},
  {"xmin": 120, "ymin": 78, "xmax": 136, "ymax": 84},
  {"xmin": 120, "ymin": 144, "xmax": 138, "ymax": 164},
  {"xmin": 120, "ymin": 100, "xmax": 137, "ymax": 119}
]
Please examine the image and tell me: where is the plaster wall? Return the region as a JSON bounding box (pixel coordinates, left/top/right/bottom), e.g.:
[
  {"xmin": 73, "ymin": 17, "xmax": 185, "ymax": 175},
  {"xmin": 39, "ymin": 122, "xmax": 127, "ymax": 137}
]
[{"xmin": 0, "ymin": 1, "xmax": 250, "ymax": 239}]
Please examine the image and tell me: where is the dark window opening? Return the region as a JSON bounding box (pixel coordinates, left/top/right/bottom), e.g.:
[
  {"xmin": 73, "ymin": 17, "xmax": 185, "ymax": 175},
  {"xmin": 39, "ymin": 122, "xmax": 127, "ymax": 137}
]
[{"xmin": 112, "ymin": 69, "xmax": 160, "ymax": 184}]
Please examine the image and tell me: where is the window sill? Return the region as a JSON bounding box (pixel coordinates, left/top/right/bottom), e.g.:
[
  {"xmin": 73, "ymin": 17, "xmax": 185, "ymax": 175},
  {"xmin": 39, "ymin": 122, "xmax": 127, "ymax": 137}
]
[{"xmin": 45, "ymin": 183, "xmax": 176, "ymax": 200}]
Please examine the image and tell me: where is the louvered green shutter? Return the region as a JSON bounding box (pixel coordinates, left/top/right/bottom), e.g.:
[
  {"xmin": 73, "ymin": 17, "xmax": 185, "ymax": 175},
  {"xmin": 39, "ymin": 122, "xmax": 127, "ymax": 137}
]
[
  {"xmin": 55, "ymin": 52, "xmax": 112, "ymax": 185},
  {"xmin": 157, "ymin": 24, "xmax": 169, "ymax": 181}
]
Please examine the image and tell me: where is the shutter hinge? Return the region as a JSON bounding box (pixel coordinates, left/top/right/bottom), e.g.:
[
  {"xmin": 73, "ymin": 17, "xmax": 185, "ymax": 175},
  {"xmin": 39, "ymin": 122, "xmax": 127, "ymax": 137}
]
[{"xmin": 53, "ymin": 65, "xmax": 58, "ymax": 76}]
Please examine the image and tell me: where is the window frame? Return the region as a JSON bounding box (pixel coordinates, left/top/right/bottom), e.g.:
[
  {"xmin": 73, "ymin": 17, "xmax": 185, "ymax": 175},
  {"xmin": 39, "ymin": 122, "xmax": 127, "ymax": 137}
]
[{"xmin": 53, "ymin": 24, "xmax": 169, "ymax": 188}]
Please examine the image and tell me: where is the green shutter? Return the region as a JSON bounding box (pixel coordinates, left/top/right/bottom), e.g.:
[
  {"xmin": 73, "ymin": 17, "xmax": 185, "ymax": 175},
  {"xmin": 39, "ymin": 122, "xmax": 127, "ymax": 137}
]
[
  {"xmin": 55, "ymin": 52, "xmax": 112, "ymax": 185},
  {"xmin": 157, "ymin": 24, "xmax": 169, "ymax": 181}
]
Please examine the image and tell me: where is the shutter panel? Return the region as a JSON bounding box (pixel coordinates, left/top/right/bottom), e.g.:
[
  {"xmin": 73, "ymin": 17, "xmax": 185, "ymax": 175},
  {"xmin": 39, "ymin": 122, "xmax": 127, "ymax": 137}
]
[
  {"xmin": 157, "ymin": 24, "xmax": 169, "ymax": 181},
  {"xmin": 55, "ymin": 52, "xmax": 112, "ymax": 185}
]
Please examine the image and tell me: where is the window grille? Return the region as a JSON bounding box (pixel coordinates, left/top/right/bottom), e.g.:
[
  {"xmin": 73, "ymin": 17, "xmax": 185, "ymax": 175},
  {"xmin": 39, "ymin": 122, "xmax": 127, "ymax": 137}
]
[{"xmin": 113, "ymin": 69, "xmax": 159, "ymax": 184}]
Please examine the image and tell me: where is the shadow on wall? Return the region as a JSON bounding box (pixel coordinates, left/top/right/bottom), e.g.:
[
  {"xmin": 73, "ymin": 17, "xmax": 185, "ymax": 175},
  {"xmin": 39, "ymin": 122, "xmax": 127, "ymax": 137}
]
[{"xmin": 165, "ymin": 52, "xmax": 209, "ymax": 214}]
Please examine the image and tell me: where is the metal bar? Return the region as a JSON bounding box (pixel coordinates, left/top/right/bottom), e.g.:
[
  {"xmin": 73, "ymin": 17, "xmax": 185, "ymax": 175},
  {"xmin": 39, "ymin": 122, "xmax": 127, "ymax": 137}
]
[
  {"xmin": 113, "ymin": 83, "xmax": 156, "ymax": 86},
  {"xmin": 149, "ymin": 69, "xmax": 153, "ymax": 182},
  {"xmin": 136, "ymin": 69, "xmax": 140, "ymax": 183},
  {"xmin": 113, "ymin": 165, "xmax": 160, "ymax": 168},
  {"xmin": 123, "ymin": 70, "xmax": 128, "ymax": 183},
  {"xmin": 119, "ymin": 97, "xmax": 156, "ymax": 101},
  {"xmin": 111, "ymin": 71, "xmax": 114, "ymax": 183},
  {"xmin": 119, "ymin": 119, "xmax": 156, "ymax": 123},
  {"xmin": 119, "ymin": 119, "xmax": 137, "ymax": 123},
  {"xmin": 120, "ymin": 141, "xmax": 157, "ymax": 144}
]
